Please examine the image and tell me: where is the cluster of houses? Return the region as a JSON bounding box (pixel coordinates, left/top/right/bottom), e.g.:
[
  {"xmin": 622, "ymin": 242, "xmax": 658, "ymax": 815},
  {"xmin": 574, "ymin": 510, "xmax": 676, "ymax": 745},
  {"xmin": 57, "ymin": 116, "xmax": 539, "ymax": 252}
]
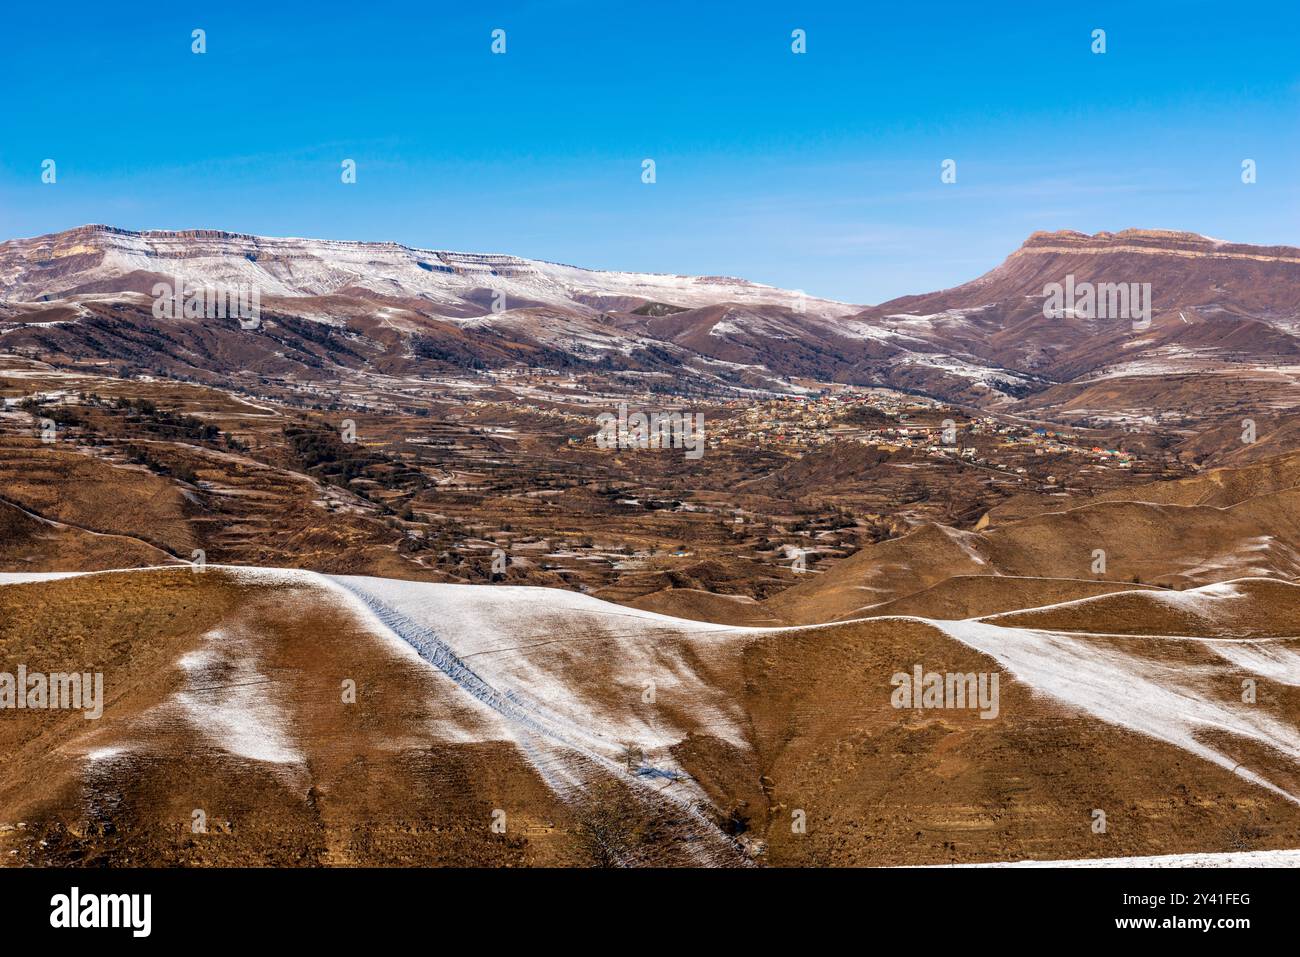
[{"xmin": 706, "ymin": 393, "xmax": 1136, "ymax": 469}]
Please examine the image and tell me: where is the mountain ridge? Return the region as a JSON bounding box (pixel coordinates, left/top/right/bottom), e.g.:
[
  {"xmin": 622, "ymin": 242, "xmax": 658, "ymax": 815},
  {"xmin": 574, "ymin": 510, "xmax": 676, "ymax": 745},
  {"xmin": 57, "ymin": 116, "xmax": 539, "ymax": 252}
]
[
  {"xmin": 5, "ymin": 223, "xmax": 1300, "ymax": 418},
  {"xmin": 0, "ymin": 223, "xmax": 857, "ymax": 315}
]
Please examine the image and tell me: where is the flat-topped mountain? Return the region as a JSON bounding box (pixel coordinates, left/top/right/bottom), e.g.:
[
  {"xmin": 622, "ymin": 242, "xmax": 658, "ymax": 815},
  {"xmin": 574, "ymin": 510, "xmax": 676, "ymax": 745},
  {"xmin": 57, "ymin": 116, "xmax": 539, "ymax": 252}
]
[{"xmin": 0, "ymin": 224, "xmax": 853, "ymax": 317}]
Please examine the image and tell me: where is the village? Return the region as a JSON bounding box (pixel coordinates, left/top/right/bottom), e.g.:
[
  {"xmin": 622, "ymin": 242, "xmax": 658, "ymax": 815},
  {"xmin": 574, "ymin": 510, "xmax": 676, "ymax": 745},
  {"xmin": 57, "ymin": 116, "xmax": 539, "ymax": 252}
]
[{"xmin": 706, "ymin": 389, "xmax": 1141, "ymax": 472}]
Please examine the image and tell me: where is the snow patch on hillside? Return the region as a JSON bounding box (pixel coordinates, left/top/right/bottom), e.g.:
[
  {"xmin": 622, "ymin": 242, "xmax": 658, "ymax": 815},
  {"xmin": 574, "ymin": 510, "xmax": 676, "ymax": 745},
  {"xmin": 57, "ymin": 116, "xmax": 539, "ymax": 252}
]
[
  {"xmin": 172, "ymin": 626, "xmax": 302, "ymax": 765},
  {"xmin": 931, "ymin": 617, "xmax": 1300, "ymax": 803},
  {"xmin": 945, "ymin": 848, "xmax": 1300, "ymax": 868}
]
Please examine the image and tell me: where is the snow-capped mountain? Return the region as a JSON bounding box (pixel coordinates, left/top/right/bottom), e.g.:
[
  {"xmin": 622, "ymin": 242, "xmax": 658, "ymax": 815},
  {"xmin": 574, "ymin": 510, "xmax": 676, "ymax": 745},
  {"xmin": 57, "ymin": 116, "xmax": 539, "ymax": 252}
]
[
  {"xmin": 0, "ymin": 224, "xmax": 856, "ymax": 319},
  {"xmin": 4, "ymin": 224, "xmax": 1300, "ymax": 416}
]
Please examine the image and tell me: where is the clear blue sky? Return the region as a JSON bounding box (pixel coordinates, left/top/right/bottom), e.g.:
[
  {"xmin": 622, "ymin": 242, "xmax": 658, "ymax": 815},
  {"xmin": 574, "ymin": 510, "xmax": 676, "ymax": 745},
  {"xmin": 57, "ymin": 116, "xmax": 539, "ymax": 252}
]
[{"xmin": 2, "ymin": 1, "xmax": 1297, "ymax": 303}]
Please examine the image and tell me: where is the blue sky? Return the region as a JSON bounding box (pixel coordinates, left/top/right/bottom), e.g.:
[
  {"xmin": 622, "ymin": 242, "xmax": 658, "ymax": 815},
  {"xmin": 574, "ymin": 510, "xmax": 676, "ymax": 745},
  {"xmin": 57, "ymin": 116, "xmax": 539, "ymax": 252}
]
[{"xmin": 2, "ymin": 1, "xmax": 1297, "ymax": 303}]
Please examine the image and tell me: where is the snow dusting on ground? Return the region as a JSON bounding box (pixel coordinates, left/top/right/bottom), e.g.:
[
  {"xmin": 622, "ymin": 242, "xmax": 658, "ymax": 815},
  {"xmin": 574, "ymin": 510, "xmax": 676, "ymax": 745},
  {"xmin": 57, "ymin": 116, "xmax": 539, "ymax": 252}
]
[
  {"xmin": 7, "ymin": 564, "xmax": 1300, "ymax": 864},
  {"xmin": 938, "ymin": 848, "xmax": 1300, "ymax": 868},
  {"xmin": 929, "ymin": 613, "xmax": 1300, "ymax": 804}
]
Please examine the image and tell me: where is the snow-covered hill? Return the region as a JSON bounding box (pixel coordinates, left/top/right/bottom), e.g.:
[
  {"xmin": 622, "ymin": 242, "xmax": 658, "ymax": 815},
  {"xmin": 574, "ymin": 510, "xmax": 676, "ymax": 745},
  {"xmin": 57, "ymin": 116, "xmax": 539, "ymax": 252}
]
[
  {"xmin": 3, "ymin": 565, "xmax": 1299, "ymax": 865},
  {"xmin": 0, "ymin": 224, "xmax": 856, "ymax": 318}
]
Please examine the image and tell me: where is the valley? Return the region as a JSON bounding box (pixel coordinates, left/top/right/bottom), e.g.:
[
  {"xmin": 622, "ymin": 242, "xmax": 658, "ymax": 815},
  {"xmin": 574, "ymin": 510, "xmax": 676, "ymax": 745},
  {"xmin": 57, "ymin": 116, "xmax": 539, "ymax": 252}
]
[{"xmin": 1, "ymin": 224, "xmax": 1299, "ymax": 867}]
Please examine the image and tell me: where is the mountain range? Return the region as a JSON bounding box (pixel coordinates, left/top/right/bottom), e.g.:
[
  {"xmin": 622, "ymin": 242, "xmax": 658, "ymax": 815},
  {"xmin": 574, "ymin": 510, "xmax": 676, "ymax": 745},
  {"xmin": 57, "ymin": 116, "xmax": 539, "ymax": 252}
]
[
  {"xmin": 4, "ymin": 223, "xmax": 1300, "ymax": 867},
  {"xmin": 4, "ymin": 225, "xmax": 1299, "ymax": 421}
]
